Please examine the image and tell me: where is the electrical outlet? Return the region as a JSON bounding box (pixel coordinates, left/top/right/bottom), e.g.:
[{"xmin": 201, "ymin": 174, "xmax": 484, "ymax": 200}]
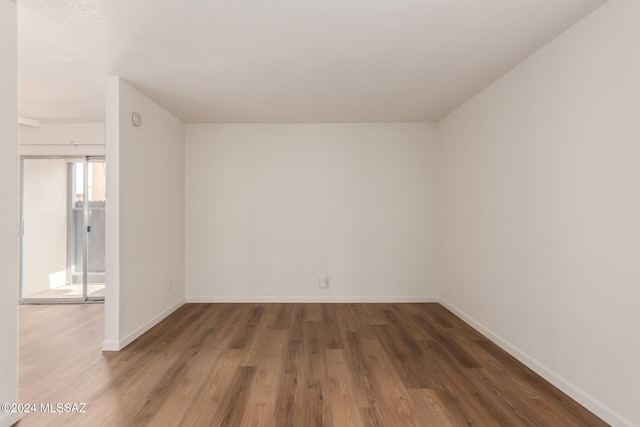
[{"xmin": 319, "ymin": 273, "xmax": 329, "ymax": 289}]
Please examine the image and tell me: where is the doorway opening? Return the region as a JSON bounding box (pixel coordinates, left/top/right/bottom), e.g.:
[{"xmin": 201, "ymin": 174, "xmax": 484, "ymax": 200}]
[{"xmin": 20, "ymin": 157, "xmax": 106, "ymax": 303}]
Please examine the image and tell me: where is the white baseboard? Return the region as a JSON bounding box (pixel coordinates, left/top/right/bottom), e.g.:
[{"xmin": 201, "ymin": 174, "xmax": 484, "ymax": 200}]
[
  {"xmin": 438, "ymin": 298, "xmax": 636, "ymax": 427},
  {"xmin": 0, "ymin": 412, "xmax": 21, "ymax": 427},
  {"xmin": 101, "ymin": 340, "xmax": 121, "ymax": 352},
  {"xmin": 102, "ymin": 299, "xmax": 184, "ymax": 351},
  {"xmin": 185, "ymin": 295, "xmax": 438, "ymax": 303}
]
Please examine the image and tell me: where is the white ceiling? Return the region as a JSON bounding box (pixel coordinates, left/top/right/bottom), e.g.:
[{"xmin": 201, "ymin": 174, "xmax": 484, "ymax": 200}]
[{"xmin": 17, "ymin": 0, "xmax": 607, "ymax": 123}]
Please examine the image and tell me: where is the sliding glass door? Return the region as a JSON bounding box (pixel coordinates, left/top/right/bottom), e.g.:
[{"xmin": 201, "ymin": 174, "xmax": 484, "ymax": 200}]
[{"xmin": 20, "ymin": 157, "xmax": 106, "ymax": 303}]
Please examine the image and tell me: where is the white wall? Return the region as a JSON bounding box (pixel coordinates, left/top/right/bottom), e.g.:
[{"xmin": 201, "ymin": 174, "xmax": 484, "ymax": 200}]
[
  {"xmin": 0, "ymin": 1, "xmax": 19, "ymax": 425},
  {"xmin": 21, "ymin": 159, "xmax": 68, "ymax": 296},
  {"xmin": 439, "ymin": 1, "xmax": 640, "ymax": 425},
  {"xmin": 104, "ymin": 77, "xmax": 185, "ymax": 350},
  {"xmin": 186, "ymin": 124, "xmax": 440, "ymax": 302},
  {"xmin": 19, "ymin": 122, "xmax": 105, "ymax": 156},
  {"xmin": 19, "ymin": 122, "xmax": 104, "ymax": 144}
]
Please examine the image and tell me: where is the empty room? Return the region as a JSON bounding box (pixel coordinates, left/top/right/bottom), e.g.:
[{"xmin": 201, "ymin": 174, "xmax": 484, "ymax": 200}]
[{"xmin": 1, "ymin": 0, "xmax": 639, "ymax": 426}]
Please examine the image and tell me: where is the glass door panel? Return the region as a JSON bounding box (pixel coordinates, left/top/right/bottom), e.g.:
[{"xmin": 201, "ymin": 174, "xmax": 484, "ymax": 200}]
[
  {"xmin": 21, "ymin": 158, "xmax": 83, "ymax": 301},
  {"xmin": 86, "ymin": 158, "xmax": 106, "ymax": 300}
]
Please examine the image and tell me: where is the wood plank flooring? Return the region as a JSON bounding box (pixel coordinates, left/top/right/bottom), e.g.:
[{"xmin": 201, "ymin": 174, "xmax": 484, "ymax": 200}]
[{"xmin": 17, "ymin": 303, "xmax": 608, "ymax": 426}]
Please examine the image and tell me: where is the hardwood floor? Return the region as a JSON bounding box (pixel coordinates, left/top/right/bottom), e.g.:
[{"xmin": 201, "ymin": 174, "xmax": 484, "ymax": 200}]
[{"xmin": 17, "ymin": 303, "xmax": 608, "ymax": 426}]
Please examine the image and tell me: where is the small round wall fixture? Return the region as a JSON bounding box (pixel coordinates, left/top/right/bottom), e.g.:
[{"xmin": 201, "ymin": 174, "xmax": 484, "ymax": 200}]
[{"xmin": 131, "ymin": 111, "xmax": 142, "ymax": 127}]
